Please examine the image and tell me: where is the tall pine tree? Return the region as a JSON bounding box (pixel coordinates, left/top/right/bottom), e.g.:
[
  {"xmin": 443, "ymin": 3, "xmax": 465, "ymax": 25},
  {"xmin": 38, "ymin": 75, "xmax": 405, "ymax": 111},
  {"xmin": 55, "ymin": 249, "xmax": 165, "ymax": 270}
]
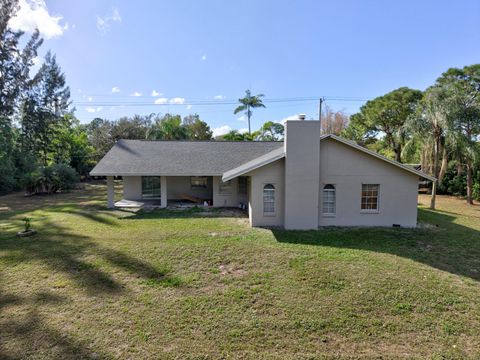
[
  {"xmin": 0, "ymin": 0, "xmax": 43, "ymax": 190},
  {"xmin": 21, "ymin": 51, "xmax": 71, "ymax": 165}
]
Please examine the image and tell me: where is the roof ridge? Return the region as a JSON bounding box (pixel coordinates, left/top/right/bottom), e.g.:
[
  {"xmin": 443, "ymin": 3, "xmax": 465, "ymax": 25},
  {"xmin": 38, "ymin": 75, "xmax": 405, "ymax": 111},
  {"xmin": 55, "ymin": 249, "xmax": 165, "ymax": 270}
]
[{"xmin": 118, "ymin": 139, "xmax": 284, "ymax": 143}]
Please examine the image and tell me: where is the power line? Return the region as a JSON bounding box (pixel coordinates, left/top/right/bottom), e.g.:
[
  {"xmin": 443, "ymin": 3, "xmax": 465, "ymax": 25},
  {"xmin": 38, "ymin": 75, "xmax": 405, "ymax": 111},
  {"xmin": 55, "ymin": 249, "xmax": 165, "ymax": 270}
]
[{"xmin": 72, "ymin": 96, "xmax": 372, "ymax": 107}]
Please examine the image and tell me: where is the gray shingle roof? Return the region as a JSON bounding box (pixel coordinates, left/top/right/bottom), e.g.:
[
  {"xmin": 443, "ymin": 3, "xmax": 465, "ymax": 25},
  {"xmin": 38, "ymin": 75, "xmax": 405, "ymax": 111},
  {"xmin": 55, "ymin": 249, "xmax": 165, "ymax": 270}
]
[
  {"xmin": 90, "ymin": 139, "xmax": 284, "ymax": 176},
  {"xmin": 222, "ymin": 147, "xmax": 285, "ymax": 182}
]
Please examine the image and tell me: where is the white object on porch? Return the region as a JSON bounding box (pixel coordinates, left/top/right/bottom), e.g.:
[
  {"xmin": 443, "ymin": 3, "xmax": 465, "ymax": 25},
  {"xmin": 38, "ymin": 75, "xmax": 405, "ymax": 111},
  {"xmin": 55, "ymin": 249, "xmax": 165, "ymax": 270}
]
[{"xmin": 114, "ymin": 199, "xmax": 145, "ymax": 208}]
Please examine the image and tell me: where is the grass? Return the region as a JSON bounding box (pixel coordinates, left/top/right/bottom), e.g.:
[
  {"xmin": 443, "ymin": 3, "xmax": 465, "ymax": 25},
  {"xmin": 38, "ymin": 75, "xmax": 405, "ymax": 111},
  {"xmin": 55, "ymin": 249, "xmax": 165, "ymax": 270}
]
[{"xmin": 0, "ymin": 183, "xmax": 480, "ymax": 359}]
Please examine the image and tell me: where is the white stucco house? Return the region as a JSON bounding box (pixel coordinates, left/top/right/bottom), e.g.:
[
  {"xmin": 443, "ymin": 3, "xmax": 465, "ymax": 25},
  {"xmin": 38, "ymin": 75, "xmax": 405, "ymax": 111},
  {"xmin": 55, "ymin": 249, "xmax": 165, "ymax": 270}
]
[{"xmin": 90, "ymin": 119, "xmax": 434, "ymax": 230}]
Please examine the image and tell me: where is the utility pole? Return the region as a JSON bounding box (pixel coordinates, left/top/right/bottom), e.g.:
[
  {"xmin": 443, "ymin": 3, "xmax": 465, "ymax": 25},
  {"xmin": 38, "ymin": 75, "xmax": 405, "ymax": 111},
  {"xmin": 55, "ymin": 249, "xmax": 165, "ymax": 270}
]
[
  {"xmin": 318, "ymin": 97, "xmax": 325, "ymax": 134},
  {"xmin": 247, "ymin": 103, "xmax": 251, "ymax": 134},
  {"xmin": 318, "ymin": 97, "xmax": 324, "ymax": 120}
]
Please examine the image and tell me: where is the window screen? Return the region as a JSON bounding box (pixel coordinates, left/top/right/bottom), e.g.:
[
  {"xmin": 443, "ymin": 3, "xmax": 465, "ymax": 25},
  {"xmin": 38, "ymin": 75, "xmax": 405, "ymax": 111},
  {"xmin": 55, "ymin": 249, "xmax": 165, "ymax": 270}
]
[
  {"xmin": 322, "ymin": 184, "xmax": 336, "ymax": 215},
  {"xmin": 263, "ymin": 184, "xmax": 275, "ymax": 214},
  {"xmin": 361, "ymin": 184, "xmax": 379, "ymax": 211}
]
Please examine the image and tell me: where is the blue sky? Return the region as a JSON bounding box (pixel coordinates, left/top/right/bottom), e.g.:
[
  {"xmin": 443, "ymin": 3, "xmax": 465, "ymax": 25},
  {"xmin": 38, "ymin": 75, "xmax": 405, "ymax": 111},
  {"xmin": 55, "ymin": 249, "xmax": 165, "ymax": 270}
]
[{"xmin": 10, "ymin": 0, "xmax": 480, "ymax": 136}]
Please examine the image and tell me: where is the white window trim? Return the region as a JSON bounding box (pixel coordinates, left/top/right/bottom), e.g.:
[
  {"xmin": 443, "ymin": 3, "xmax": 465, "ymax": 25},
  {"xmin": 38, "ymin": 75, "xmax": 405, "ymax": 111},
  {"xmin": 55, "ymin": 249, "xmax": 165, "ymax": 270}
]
[
  {"xmin": 322, "ymin": 184, "xmax": 336, "ymax": 217},
  {"xmin": 360, "ymin": 184, "xmax": 380, "ymax": 214},
  {"xmin": 263, "ymin": 183, "xmax": 276, "ymax": 217}
]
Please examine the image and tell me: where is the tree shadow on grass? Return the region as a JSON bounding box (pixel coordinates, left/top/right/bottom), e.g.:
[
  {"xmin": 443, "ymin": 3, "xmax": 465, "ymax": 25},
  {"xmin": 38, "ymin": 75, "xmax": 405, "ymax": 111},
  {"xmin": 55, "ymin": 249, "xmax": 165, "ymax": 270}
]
[
  {"xmin": 0, "ymin": 216, "xmax": 178, "ymax": 358},
  {"xmin": 0, "ymin": 286, "xmax": 110, "ymax": 360},
  {"xmin": 0, "ymin": 219, "xmax": 123, "ymax": 296},
  {"xmin": 49, "ymin": 206, "xmax": 120, "ymax": 226},
  {"xmin": 0, "ymin": 214, "xmax": 175, "ymax": 295},
  {"xmin": 272, "ymin": 208, "xmax": 480, "ymax": 282}
]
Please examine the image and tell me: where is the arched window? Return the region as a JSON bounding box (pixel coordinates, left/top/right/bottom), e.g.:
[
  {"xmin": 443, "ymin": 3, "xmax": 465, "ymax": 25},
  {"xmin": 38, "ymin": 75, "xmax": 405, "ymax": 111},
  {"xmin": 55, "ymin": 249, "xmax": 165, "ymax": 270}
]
[
  {"xmin": 322, "ymin": 184, "xmax": 336, "ymax": 215},
  {"xmin": 263, "ymin": 184, "xmax": 275, "ymax": 214}
]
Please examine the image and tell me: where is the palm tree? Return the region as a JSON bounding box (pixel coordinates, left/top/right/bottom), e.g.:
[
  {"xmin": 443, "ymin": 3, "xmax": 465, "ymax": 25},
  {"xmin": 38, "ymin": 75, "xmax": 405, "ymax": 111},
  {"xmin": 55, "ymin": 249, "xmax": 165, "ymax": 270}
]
[
  {"xmin": 438, "ymin": 65, "xmax": 480, "ymax": 205},
  {"xmin": 407, "ymin": 86, "xmax": 449, "ymax": 210},
  {"xmin": 234, "ymin": 90, "xmax": 266, "ymax": 134}
]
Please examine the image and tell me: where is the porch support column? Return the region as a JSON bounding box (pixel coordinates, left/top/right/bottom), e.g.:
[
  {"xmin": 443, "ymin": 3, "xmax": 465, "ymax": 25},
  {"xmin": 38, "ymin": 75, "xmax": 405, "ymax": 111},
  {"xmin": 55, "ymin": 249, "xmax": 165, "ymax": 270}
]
[
  {"xmin": 107, "ymin": 176, "xmax": 115, "ymax": 208},
  {"xmin": 160, "ymin": 176, "xmax": 167, "ymax": 208}
]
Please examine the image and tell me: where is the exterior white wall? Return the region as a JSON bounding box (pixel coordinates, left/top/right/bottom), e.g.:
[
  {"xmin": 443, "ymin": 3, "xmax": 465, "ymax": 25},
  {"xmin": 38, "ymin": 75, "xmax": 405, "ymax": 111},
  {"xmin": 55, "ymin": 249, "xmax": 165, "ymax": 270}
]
[
  {"xmin": 166, "ymin": 176, "xmax": 213, "ymax": 200},
  {"xmin": 123, "ymin": 176, "xmax": 142, "ymax": 200},
  {"xmin": 318, "ymin": 138, "xmax": 419, "ymax": 227},
  {"xmin": 246, "ymin": 159, "xmax": 285, "ymax": 227},
  {"xmin": 284, "ymin": 120, "xmax": 320, "ymax": 229},
  {"xmin": 212, "ymin": 177, "xmax": 248, "ymax": 207}
]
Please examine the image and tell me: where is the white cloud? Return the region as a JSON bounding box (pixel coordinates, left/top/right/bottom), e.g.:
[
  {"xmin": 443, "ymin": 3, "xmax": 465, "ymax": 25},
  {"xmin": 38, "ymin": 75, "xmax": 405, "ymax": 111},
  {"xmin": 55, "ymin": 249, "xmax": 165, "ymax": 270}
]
[
  {"xmin": 237, "ymin": 115, "xmax": 246, "ymax": 122},
  {"xmin": 153, "ymin": 97, "xmax": 186, "ymax": 105},
  {"xmin": 111, "ymin": 86, "xmax": 120, "ymax": 93},
  {"xmin": 85, "ymin": 106, "xmax": 103, "ymax": 113},
  {"xmin": 169, "ymin": 97, "xmax": 185, "ymax": 104},
  {"xmin": 238, "ymin": 128, "xmax": 249, "ymax": 134},
  {"xmin": 214, "ymin": 94, "xmax": 226, "ymax": 100},
  {"xmin": 200, "ymin": 54, "xmax": 207, "ymax": 61},
  {"xmin": 97, "ymin": 7, "xmax": 122, "ymax": 33},
  {"xmin": 151, "ymin": 90, "xmax": 161, "ymax": 97},
  {"xmin": 186, "ymin": 105, "xmax": 193, "ymax": 110},
  {"xmin": 87, "ymin": 96, "xmax": 93, "ymax": 102},
  {"xmin": 154, "ymin": 97, "xmax": 168, "ymax": 104},
  {"xmin": 212, "ymin": 125, "xmax": 232, "ymax": 137},
  {"xmin": 130, "ymin": 91, "xmax": 142, "ymax": 97},
  {"xmin": 9, "ymin": 0, "xmax": 69, "ymax": 39}
]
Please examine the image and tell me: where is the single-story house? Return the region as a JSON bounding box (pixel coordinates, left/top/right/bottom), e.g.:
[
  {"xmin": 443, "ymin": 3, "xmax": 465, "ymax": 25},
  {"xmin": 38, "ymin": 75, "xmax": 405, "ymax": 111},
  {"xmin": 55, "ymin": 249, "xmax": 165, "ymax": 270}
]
[{"xmin": 90, "ymin": 119, "xmax": 434, "ymax": 230}]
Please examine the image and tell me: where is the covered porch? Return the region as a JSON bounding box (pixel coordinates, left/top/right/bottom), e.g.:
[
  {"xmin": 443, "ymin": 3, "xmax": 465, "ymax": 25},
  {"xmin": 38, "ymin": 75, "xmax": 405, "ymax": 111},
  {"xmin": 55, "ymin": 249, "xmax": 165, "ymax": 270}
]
[{"xmin": 106, "ymin": 175, "xmax": 249, "ymax": 210}]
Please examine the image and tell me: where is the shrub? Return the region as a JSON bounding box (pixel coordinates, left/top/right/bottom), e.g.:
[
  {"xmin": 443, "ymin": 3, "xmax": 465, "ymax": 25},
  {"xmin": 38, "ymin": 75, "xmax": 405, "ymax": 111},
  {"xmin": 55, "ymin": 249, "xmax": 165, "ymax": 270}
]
[
  {"xmin": 52, "ymin": 163, "xmax": 79, "ymax": 190},
  {"xmin": 438, "ymin": 162, "xmax": 467, "ymax": 197},
  {"xmin": 473, "ymin": 183, "xmax": 480, "ymax": 201},
  {"xmin": 22, "ymin": 217, "xmax": 32, "ymax": 232},
  {"xmin": 0, "ymin": 157, "xmax": 16, "ymax": 193},
  {"xmin": 23, "ymin": 164, "xmax": 79, "ymax": 195}
]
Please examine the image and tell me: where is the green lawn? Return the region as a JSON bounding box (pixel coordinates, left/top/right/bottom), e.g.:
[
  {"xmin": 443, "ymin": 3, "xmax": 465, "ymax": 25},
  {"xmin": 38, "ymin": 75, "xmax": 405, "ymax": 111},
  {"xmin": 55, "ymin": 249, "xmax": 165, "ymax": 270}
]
[{"xmin": 1, "ymin": 183, "xmax": 480, "ymax": 359}]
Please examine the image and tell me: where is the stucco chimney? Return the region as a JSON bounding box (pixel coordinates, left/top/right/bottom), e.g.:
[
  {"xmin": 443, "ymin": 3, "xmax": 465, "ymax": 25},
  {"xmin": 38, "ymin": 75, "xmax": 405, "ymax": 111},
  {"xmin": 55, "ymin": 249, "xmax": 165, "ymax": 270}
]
[{"xmin": 283, "ymin": 119, "xmax": 320, "ymax": 230}]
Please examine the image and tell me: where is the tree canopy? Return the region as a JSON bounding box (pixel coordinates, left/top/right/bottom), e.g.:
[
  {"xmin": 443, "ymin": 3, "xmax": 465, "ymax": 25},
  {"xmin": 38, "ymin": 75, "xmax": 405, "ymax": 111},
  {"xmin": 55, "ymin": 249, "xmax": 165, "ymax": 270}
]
[{"xmin": 344, "ymin": 87, "xmax": 423, "ymax": 163}]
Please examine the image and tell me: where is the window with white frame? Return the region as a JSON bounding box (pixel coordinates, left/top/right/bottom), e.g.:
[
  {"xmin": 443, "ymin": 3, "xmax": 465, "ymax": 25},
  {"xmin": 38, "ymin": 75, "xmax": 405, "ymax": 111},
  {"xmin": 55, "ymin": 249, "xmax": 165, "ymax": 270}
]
[
  {"xmin": 322, "ymin": 184, "xmax": 336, "ymax": 215},
  {"xmin": 263, "ymin": 184, "xmax": 275, "ymax": 214},
  {"xmin": 361, "ymin": 184, "xmax": 379, "ymax": 211},
  {"xmin": 191, "ymin": 176, "xmax": 207, "ymax": 188}
]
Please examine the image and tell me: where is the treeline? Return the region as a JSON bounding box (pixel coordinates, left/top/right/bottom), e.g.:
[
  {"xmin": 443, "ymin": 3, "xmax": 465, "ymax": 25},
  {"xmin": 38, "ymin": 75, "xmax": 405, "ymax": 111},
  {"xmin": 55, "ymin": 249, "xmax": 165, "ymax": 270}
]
[
  {"xmin": 86, "ymin": 114, "xmax": 285, "ymax": 162},
  {"xmin": 341, "ymin": 66, "xmax": 480, "ymax": 206}
]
